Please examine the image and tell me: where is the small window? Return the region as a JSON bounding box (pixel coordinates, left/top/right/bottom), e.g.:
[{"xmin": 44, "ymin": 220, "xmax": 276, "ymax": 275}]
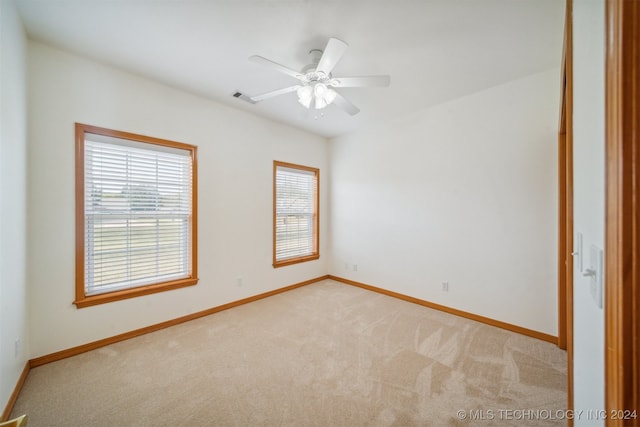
[
  {"xmin": 273, "ymin": 161, "xmax": 319, "ymax": 267},
  {"xmin": 75, "ymin": 123, "xmax": 198, "ymax": 308}
]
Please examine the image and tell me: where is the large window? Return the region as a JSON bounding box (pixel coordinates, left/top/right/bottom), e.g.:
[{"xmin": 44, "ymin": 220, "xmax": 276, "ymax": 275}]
[
  {"xmin": 273, "ymin": 161, "xmax": 319, "ymax": 267},
  {"xmin": 75, "ymin": 123, "xmax": 198, "ymax": 307}
]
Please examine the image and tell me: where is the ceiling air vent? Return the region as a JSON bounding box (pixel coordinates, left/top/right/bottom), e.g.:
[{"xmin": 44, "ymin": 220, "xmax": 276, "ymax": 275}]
[{"xmin": 231, "ymin": 91, "xmax": 256, "ymax": 104}]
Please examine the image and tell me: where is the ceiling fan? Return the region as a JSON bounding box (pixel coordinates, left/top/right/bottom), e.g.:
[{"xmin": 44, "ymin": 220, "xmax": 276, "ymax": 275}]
[{"xmin": 247, "ymin": 38, "xmax": 390, "ymax": 116}]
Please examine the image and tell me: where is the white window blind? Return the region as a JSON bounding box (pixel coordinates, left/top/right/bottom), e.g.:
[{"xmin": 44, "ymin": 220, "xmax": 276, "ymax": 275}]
[
  {"xmin": 274, "ymin": 164, "xmax": 318, "ymax": 263},
  {"xmin": 83, "ymin": 133, "xmax": 193, "ymax": 296}
]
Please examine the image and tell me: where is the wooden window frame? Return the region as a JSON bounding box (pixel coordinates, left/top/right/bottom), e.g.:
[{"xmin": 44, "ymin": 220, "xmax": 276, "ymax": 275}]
[
  {"xmin": 273, "ymin": 161, "xmax": 320, "ymax": 268},
  {"xmin": 75, "ymin": 123, "xmax": 198, "ymax": 308}
]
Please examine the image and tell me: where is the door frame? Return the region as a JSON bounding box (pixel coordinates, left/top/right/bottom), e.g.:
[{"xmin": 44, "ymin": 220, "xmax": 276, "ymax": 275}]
[
  {"xmin": 558, "ymin": 0, "xmax": 574, "ymax": 422},
  {"xmin": 604, "ymin": 0, "xmax": 640, "ymax": 424}
]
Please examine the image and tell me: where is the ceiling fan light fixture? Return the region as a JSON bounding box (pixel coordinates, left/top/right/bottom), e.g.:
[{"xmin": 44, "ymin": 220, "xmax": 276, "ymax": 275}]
[
  {"xmin": 314, "ymin": 83, "xmax": 328, "ymax": 98},
  {"xmin": 325, "ymin": 88, "xmax": 337, "ymax": 104},
  {"xmin": 314, "ymin": 95, "xmax": 328, "ymax": 110},
  {"xmin": 313, "ymin": 83, "xmax": 332, "ymax": 109},
  {"xmin": 297, "ymin": 85, "xmax": 313, "ymax": 108},
  {"xmin": 296, "ymin": 82, "xmax": 336, "ymax": 110},
  {"xmin": 298, "ymin": 96, "xmax": 312, "ymax": 109}
]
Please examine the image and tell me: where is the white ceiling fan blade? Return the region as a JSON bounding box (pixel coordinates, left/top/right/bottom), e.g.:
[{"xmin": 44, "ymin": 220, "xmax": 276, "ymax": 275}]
[
  {"xmin": 249, "ymin": 55, "xmax": 303, "ymax": 80},
  {"xmin": 316, "ymin": 38, "xmax": 348, "ymax": 76},
  {"xmin": 332, "ymin": 92, "xmax": 360, "ymax": 116},
  {"xmin": 330, "ymin": 75, "xmax": 390, "ymax": 88},
  {"xmin": 250, "ymin": 85, "xmax": 301, "ymax": 102}
]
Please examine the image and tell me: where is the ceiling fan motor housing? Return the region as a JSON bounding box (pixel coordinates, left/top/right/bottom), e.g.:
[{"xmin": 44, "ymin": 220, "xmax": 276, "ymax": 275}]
[{"xmin": 301, "ymin": 49, "xmax": 331, "ymax": 83}]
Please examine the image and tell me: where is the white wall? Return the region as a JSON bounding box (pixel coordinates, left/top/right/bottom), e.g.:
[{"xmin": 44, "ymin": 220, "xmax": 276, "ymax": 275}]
[
  {"xmin": 27, "ymin": 41, "xmax": 329, "ymax": 357},
  {"xmin": 329, "ymin": 68, "xmax": 559, "ymax": 335},
  {"xmin": 0, "ymin": 0, "xmax": 29, "ymax": 413},
  {"xmin": 572, "ymin": 0, "xmax": 605, "ymax": 424}
]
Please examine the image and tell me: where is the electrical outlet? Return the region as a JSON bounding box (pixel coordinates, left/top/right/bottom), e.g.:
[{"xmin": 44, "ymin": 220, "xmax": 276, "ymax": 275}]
[
  {"xmin": 14, "ymin": 339, "xmax": 20, "ymax": 358},
  {"xmin": 236, "ymin": 276, "xmax": 243, "ymax": 287},
  {"xmin": 442, "ymin": 282, "xmax": 449, "ymax": 292},
  {"xmin": 353, "ymin": 264, "xmax": 358, "ymax": 272}
]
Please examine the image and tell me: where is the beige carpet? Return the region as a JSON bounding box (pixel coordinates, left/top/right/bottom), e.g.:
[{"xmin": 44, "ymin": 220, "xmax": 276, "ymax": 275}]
[{"xmin": 11, "ymin": 280, "xmax": 566, "ymax": 426}]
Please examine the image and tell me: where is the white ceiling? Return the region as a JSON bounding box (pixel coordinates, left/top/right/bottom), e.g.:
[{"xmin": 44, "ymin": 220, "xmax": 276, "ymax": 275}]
[{"xmin": 16, "ymin": 0, "xmax": 565, "ymax": 138}]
